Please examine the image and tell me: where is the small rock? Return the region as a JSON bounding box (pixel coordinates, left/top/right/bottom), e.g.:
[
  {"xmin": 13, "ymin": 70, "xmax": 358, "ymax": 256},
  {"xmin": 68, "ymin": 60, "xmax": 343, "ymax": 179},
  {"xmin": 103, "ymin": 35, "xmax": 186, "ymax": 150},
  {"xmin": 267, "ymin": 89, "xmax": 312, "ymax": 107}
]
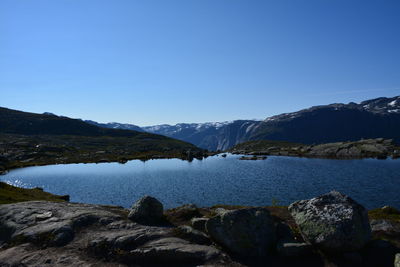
[
  {"xmin": 288, "ymin": 191, "xmax": 371, "ymax": 253},
  {"xmin": 214, "ymin": 208, "xmax": 227, "ymax": 214},
  {"xmin": 191, "ymin": 217, "xmax": 209, "ymax": 232},
  {"xmin": 128, "ymin": 196, "xmax": 164, "ymax": 225},
  {"xmin": 35, "ymin": 211, "xmax": 53, "ymax": 221},
  {"xmin": 370, "ymin": 219, "xmax": 400, "ymax": 234},
  {"xmin": 395, "ymin": 253, "xmax": 400, "ymax": 267},
  {"xmin": 206, "ymin": 208, "xmax": 276, "ymax": 257}
]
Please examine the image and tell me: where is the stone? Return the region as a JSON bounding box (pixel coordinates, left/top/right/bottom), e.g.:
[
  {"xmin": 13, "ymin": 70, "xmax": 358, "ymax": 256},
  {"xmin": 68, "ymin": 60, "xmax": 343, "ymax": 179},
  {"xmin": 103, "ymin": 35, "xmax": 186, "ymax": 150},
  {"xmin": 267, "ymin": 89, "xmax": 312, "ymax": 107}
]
[
  {"xmin": 288, "ymin": 191, "xmax": 371, "ymax": 253},
  {"xmin": 276, "ymin": 241, "xmax": 313, "ymax": 257},
  {"xmin": 214, "ymin": 207, "xmax": 228, "ymax": 214},
  {"xmin": 395, "ymin": 253, "xmax": 400, "ymax": 267},
  {"xmin": 370, "ymin": 219, "xmax": 400, "ymax": 234},
  {"xmin": 175, "ymin": 225, "xmax": 210, "ymax": 245},
  {"xmin": 191, "ymin": 217, "xmax": 209, "ymax": 232},
  {"xmin": 128, "ymin": 195, "xmax": 164, "ymax": 225},
  {"xmin": 35, "ymin": 211, "xmax": 53, "ymax": 221},
  {"xmin": 206, "ymin": 208, "xmax": 276, "ymax": 257}
]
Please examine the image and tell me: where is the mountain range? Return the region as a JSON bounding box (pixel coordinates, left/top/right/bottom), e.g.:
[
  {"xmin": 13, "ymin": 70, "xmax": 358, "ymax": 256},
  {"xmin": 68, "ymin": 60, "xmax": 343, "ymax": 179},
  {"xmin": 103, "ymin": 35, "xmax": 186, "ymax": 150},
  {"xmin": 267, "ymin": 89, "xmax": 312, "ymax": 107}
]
[{"xmin": 85, "ymin": 96, "xmax": 400, "ymax": 151}]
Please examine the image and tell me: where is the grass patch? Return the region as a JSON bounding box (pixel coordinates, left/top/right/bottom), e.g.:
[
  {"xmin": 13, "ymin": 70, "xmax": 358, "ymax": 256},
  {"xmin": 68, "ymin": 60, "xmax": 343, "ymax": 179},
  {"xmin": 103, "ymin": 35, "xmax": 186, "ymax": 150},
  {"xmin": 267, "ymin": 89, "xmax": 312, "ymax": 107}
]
[
  {"xmin": 0, "ymin": 182, "xmax": 68, "ymax": 204},
  {"xmin": 368, "ymin": 206, "xmax": 400, "ymax": 222}
]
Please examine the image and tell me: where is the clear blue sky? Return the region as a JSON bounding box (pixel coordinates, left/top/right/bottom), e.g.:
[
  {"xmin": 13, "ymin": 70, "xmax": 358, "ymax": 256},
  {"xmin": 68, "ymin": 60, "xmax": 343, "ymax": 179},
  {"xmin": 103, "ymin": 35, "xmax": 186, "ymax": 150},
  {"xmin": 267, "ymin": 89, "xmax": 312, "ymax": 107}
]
[{"xmin": 1, "ymin": 0, "xmax": 399, "ymax": 126}]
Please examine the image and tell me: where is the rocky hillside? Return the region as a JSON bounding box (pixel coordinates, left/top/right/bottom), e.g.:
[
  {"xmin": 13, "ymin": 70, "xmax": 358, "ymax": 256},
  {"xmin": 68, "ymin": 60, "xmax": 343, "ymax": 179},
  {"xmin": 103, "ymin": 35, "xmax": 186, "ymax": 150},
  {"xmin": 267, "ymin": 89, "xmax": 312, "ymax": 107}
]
[{"xmin": 1, "ymin": 192, "xmax": 399, "ymax": 266}]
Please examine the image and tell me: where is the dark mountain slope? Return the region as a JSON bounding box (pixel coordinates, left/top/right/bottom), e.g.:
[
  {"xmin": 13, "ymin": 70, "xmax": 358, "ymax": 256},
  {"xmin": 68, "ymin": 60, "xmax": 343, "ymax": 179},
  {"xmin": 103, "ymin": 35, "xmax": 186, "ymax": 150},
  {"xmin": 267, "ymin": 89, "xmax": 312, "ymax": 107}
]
[
  {"xmin": 0, "ymin": 107, "xmax": 142, "ymax": 137},
  {"xmin": 250, "ymin": 96, "xmax": 400, "ymax": 144}
]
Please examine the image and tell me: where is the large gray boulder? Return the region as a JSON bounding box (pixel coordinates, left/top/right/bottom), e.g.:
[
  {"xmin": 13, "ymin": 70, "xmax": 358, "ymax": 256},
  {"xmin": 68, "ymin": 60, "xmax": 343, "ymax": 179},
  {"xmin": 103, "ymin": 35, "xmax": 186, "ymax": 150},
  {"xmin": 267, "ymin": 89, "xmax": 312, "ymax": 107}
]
[
  {"xmin": 128, "ymin": 195, "xmax": 164, "ymax": 225},
  {"xmin": 288, "ymin": 191, "xmax": 371, "ymax": 253},
  {"xmin": 206, "ymin": 208, "xmax": 276, "ymax": 257}
]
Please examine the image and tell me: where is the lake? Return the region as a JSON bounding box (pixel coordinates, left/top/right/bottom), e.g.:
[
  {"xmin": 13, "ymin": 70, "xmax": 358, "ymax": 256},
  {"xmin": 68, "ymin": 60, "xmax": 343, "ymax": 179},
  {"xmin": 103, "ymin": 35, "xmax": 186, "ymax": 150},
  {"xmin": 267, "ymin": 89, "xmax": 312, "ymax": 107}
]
[{"xmin": 1, "ymin": 154, "xmax": 399, "ymax": 209}]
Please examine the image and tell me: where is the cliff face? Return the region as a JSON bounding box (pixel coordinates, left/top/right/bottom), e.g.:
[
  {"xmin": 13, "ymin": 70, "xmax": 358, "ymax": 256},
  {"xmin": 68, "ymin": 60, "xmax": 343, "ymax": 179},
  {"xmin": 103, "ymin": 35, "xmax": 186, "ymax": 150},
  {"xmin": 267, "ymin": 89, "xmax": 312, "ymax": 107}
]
[{"xmin": 143, "ymin": 120, "xmax": 260, "ymax": 151}]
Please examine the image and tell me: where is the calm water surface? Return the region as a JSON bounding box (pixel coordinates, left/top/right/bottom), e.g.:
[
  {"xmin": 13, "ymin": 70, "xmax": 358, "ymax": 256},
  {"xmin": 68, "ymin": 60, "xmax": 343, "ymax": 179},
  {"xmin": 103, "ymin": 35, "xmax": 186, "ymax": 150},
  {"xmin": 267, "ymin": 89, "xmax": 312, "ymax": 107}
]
[{"xmin": 1, "ymin": 155, "xmax": 399, "ymax": 209}]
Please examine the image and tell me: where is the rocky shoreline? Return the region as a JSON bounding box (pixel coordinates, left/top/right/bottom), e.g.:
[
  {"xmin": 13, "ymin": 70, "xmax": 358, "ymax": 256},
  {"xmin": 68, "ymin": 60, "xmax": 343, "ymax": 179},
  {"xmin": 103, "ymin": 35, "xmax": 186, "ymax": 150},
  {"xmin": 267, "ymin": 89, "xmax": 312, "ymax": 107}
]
[
  {"xmin": 231, "ymin": 138, "xmax": 400, "ymax": 160},
  {"xmin": 1, "ymin": 192, "xmax": 400, "ymax": 267}
]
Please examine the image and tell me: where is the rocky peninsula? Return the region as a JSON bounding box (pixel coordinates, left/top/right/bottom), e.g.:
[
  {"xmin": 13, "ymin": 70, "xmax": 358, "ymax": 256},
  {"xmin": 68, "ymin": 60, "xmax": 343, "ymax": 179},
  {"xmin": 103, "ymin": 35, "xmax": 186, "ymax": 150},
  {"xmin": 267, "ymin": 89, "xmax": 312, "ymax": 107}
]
[
  {"xmin": 1, "ymin": 190, "xmax": 399, "ymax": 267},
  {"xmin": 0, "ymin": 134, "xmax": 207, "ymax": 175},
  {"xmin": 231, "ymin": 138, "xmax": 400, "ymax": 160}
]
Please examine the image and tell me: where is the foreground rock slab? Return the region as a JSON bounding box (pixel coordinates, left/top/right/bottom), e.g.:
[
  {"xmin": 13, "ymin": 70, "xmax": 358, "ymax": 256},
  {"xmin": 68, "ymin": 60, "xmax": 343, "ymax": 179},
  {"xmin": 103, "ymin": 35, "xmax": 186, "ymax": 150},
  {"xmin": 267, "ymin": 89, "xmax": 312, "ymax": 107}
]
[
  {"xmin": 0, "ymin": 201, "xmax": 236, "ymax": 266},
  {"xmin": 288, "ymin": 191, "xmax": 371, "ymax": 253}
]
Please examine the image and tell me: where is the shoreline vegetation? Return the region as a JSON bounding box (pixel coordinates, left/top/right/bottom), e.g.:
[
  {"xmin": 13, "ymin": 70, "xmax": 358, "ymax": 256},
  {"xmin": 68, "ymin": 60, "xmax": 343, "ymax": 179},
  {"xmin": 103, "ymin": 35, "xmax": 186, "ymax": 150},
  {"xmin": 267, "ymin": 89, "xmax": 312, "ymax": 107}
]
[{"xmin": 0, "ymin": 186, "xmax": 399, "ymax": 266}]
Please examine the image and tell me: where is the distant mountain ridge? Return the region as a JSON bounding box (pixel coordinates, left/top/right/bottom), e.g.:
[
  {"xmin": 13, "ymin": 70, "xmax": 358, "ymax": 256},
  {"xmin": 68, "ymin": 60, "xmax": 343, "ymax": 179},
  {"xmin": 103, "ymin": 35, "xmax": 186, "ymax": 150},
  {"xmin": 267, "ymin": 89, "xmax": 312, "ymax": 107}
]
[
  {"xmin": 84, "ymin": 120, "xmax": 144, "ymax": 133},
  {"xmin": 27, "ymin": 96, "xmax": 399, "ymax": 151},
  {"xmin": 86, "ymin": 96, "xmax": 400, "ymax": 151}
]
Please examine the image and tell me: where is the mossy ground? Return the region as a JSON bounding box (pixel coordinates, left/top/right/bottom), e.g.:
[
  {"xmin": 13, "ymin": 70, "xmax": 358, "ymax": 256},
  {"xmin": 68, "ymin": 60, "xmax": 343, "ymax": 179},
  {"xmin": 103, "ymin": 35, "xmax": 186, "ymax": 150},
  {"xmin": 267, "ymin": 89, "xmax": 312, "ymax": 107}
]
[
  {"xmin": 0, "ymin": 182, "xmax": 67, "ymax": 204},
  {"xmin": 368, "ymin": 206, "xmax": 400, "ymax": 222}
]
